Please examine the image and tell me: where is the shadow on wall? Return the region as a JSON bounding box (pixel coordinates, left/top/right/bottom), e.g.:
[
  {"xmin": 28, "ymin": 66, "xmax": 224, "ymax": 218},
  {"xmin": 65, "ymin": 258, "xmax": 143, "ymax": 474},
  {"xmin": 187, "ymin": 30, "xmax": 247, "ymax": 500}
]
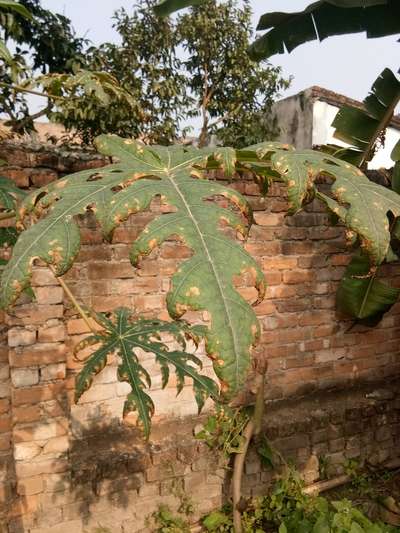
[{"xmin": 53, "ymin": 417, "xmax": 151, "ymax": 527}]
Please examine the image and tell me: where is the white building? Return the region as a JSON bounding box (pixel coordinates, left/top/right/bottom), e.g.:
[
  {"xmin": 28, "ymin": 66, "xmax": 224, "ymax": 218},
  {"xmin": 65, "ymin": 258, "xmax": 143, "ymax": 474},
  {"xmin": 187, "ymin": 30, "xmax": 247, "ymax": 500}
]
[{"xmin": 273, "ymin": 86, "xmax": 400, "ymax": 170}]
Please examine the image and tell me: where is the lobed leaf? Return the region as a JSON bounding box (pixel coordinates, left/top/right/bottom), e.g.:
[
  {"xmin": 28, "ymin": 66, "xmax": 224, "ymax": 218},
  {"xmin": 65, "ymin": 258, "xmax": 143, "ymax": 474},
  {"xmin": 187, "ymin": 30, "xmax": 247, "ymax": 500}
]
[
  {"xmin": 239, "ymin": 142, "xmax": 400, "ymax": 265},
  {"xmin": 75, "ymin": 308, "xmax": 219, "ymax": 439},
  {"xmin": 2, "ymin": 135, "xmax": 264, "ymax": 397}
]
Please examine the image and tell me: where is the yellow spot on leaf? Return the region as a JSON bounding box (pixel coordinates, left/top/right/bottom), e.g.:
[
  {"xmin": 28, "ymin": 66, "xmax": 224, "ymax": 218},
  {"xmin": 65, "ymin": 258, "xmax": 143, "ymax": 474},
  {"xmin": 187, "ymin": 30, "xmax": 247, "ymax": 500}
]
[{"xmin": 186, "ymin": 286, "xmax": 200, "ymax": 297}]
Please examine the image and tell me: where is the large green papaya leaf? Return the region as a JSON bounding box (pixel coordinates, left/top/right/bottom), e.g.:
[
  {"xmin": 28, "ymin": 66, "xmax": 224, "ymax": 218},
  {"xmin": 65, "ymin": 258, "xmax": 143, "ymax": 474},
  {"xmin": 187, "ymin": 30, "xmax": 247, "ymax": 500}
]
[
  {"xmin": 1, "ymin": 135, "xmax": 265, "ymax": 396},
  {"xmin": 331, "ymin": 68, "xmax": 400, "ymax": 166},
  {"xmin": 239, "ymin": 142, "xmax": 400, "ymax": 265},
  {"xmin": 75, "ymin": 307, "xmax": 218, "ymax": 439},
  {"xmin": 336, "ymin": 253, "xmax": 400, "ymax": 323}
]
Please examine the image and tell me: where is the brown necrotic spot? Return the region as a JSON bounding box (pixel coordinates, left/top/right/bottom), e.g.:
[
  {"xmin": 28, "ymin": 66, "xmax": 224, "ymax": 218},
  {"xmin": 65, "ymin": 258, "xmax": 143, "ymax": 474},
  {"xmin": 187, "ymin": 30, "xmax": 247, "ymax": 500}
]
[{"xmin": 86, "ymin": 173, "xmax": 103, "ymax": 182}]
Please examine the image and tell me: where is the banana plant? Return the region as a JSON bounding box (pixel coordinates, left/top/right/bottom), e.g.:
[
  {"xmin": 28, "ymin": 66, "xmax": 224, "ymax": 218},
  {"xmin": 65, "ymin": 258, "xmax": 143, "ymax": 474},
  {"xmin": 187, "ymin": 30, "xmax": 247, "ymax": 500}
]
[
  {"xmin": 75, "ymin": 308, "xmax": 218, "ymax": 439},
  {"xmin": 153, "ymin": 0, "xmax": 400, "ymax": 62},
  {"xmin": 330, "ymin": 68, "xmax": 400, "ymax": 323}
]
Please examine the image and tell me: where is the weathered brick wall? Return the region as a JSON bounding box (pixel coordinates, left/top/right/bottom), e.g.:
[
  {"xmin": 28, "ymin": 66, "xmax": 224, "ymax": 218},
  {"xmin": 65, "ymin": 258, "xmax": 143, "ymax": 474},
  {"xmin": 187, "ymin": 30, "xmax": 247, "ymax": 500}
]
[{"xmin": 0, "ymin": 140, "xmax": 399, "ymax": 533}]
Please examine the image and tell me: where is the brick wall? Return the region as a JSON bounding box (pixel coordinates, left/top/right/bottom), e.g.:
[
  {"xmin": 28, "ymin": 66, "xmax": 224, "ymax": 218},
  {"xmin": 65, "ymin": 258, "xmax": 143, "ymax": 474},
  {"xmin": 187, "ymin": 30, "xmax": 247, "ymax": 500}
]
[{"xmin": 0, "ymin": 140, "xmax": 399, "ymax": 533}]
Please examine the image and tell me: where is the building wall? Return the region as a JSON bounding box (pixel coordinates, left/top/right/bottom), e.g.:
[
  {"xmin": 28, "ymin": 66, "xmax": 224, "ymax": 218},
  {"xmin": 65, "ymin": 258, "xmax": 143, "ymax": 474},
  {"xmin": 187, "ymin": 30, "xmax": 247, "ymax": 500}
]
[
  {"xmin": 271, "ymin": 89, "xmax": 314, "ymax": 149},
  {"xmin": 312, "ymin": 100, "xmax": 400, "ymax": 169},
  {"xmin": 0, "ymin": 141, "xmax": 399, "ymax": 532}
]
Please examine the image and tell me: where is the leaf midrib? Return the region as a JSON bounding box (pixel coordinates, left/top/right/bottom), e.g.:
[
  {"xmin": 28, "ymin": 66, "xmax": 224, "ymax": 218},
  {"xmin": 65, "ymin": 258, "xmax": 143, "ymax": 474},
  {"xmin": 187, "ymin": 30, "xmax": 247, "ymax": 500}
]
[{"xmin": 165, "ymin": 153, "xmax": 242, "ymax": 389}]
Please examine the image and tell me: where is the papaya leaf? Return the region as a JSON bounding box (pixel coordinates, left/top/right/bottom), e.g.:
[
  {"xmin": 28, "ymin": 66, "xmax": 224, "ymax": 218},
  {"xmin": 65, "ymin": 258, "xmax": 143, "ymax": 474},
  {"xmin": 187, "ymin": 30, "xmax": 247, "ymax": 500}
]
[
  {"xmin": 75, "ymin": 307, "xmax": 218, "ymax": 439},
  {"xmin": 1, "ymin": 135, "xmax": 265, "ymax": 396},
  {"xmin": 0, "ymin": 176, "xmax": 26, "ymax": 211},
  {"xmin": 239, "ymin": 143, "xmax": 400, "ymax": 265},
  {"xmin": 336, "ymin": 253, "xmax": 400, "ymax": 322},
  {"xmin": 212, "ymin": 147, "xmax": 237, "ymax": 177}
]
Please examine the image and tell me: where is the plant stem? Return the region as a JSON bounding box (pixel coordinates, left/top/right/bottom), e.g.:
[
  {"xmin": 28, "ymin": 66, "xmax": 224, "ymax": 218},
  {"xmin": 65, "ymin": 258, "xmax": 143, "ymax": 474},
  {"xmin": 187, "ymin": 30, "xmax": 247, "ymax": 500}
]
[
  {"xmin": 0, "ymin": 81, "xmax": 66, "ymax": 101},
  {"xmin": 49, "ymin": 265, "xmax": 97, "ymax": 334},
  {"xmin": 232, "ymin": 370, "xmax": 266, "ymax": 533}
]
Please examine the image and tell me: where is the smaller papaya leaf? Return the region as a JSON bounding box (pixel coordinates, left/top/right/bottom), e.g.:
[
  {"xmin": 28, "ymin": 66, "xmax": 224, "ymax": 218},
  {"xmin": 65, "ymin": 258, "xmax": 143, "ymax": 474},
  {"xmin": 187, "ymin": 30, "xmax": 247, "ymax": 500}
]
[
  {"xmin": 238, "ymin": 143, "xmax": 400, "ymax": 265},
  {"xmin": 75, "ymin": 307, "xmax": 219, "ymax": 439},
  {"xmin": 0, "ymin": 176, "xmax": 26, "ymax": 211},
  {"xmin": 336, "ymin": 253, "xmax": 400, "ymax": 323}
]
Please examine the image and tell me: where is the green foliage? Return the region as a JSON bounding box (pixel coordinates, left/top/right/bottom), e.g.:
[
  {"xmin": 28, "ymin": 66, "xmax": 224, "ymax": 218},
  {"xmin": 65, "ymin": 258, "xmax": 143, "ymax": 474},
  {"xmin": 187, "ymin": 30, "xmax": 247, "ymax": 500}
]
[
  {"xmin": 195, "ymin": 405, "xmax": 250, "ymax": 456},
  {"xmin": 330, "ymin": 68, "xmax": 400, "ymax": 167},
  {"xmin": 177, "ymin": 0, "xmax": 290, "ymax": 147},
  {"xmin": 69, "ymin": 0, "xmax": 288, "ymax": 146},
  {"xmin": 0, "ymin": 0, "xmax": 31, "ymax": 63},
  {"xmin": 2, "ymin": 0, "xmax": 85, "ymax": 73},
  {"xmin": 336, "ymin": 253, "xmax": 400, "ymax": 323},
  {"xmin": 28, "ymin": 68, "xmax": 137, "ymax": 144},
  {"xmin": 0, "ymin": 175, "xmax": 25, "ymax": 211},
  {"xmin": 0, "ymin": 136, "xmax": 265, "ymax": 399},
  {"xmin": 330, "ymin": 68, "xmax": 400, "ymax": 323},
  {"xmin": 0, "ymin": 0, "xmax": 92, "ymax": 134},
  {"xmin": 75, "ymin": 307, "xmax": 217, "ymax": 439},
  {"xmin": 202, "ymin": 469, "xmax": 398, "ymax": 533},
  {"xmin": 241, "ymin": 141, "xmax": 400, "ymax": 265},
  {"xmin": 154, "ymin": 0, "xmax": 400, "ymax": 62},
  {"xmin": 151, "ymin": 504, "xmax": 191, "ymax": 533}
]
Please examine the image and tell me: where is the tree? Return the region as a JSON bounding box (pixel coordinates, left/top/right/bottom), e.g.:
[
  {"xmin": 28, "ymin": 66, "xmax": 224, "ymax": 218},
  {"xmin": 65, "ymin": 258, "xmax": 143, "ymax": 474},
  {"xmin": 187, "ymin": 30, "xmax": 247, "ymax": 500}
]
[
  {"xmin": 77, "ymin": 0, "xmax": 192, "ymax": 144},
  {"xmin": 177, "ymin": 0, "xmax": 289, "ymax": 147},
  {"xmin": 61, "ymin": 0, "xmax": 289, "ymax": 146},
  {"xmin": 0, "ymin": 1, "xmax": 137, "ymax": 139},
  {"xmin": 0, "ymin": 0, "xmax": 87, "ymax": 131}
]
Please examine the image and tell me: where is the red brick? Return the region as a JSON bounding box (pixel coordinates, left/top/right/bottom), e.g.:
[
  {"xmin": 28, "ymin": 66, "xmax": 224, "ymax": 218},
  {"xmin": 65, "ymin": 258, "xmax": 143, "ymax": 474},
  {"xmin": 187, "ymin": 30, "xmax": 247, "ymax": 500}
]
[
  {"xmin": 34, "ymin": 286, "xmax": 64, "ymax": 305},
  {"xmin": 29, "ymin": 168, "xmax": 57, "ymax": 187},
  {"xmin": 262, "ymin": 257, "xmax": 298, "ymax": 270},
  {"xmin": 12, "ymin": 383, "xmax": 65, "ymax": 406},
  {"xmin": 1, "ymin": 168, "xmax": 29, "ymax": 187},
  {"xmin": 13, "ymin": 405, "xmax": 41, "ymax": 424},
  {"xmin": 283, "ymin": 270, "xmax": 314, "ymax": 284},
  {"xmin": 9, "ymin": 344, "xmax": 67, "ymax": 368},
  {"xmin": 38, "ymin": 325, "xmax": 66, "ymax": 343},
  {"xmin": 88, "ymin": 262, "xmax": 135, "ymax": 279}
]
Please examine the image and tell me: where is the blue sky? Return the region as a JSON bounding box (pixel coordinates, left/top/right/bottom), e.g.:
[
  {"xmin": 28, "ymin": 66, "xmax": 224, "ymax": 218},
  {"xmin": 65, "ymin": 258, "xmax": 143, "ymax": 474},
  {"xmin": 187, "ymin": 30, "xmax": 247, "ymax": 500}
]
[{"xmin": 41, "ymin": 0, "xmax": 398, "ymax": 102}]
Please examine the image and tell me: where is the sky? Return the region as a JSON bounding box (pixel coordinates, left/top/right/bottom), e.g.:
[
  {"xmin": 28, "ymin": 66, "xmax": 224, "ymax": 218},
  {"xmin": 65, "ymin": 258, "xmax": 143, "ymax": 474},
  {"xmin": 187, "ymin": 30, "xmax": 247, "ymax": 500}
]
[{"xmin": 40, "ymin": 0, "xmax": 399, "ymax": 102}]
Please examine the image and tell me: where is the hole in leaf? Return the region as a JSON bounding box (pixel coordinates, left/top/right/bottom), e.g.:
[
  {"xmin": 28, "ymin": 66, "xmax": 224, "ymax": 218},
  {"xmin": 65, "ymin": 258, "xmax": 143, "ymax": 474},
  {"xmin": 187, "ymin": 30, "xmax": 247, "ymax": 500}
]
[{"xmin": 86, "ymin": 173, "xmax": 103, "ymax": 182}]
